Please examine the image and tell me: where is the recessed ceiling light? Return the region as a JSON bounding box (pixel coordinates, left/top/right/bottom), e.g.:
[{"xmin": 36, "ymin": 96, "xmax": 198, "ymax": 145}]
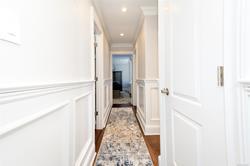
[
  {"xmin": 120, "ymin": 33, "xmax": 124, "ymax": 37},
  {"xmin": 121, "ymin": 7, "xmax": 127, "ymax": 12}
]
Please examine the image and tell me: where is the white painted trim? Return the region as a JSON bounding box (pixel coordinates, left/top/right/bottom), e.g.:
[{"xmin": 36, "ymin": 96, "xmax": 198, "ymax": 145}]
[
  {"xmin": 111, "ymin": 43, "xmax": 134, "ymax": 52},
  {"xmin": 0, "ymin": 101, "xmax": 69, "ymax": 137},
  {"xmin": 238, "ymin": 80, "xmax": 250, "ymax": 84},
  {"xmin": 224, "ymin": 0, "xmax": 250, "ymax": 165},
  {"xmin": 136, "ymin": 109, "xmax": 160, "ymax": 135},
  {"xmin": 103, "ymin": 103, "xmax": 112, "ymax": 127},
  {"xmin": 137, "ymin": 78, "xmax": 160, "ymax": 84},
  {"xmin": 93, "ymin": 26, "xmax": 104, "ymax": 130},
  {"xmin": 133, "ymin": 12, "xmax": 144, "ymax": 45},
  {"xmin": 141, "ymin": 7, "xmax": 158, "ymax": 16},
  {"xmin": 75, "ymin": 140, "xmax": 96, "ymax": 166},
  {"xmin": 0, "ymin": 81, "xmax": 95, "ymax": 166},
  {"xmin": 103, "ymin": 79, "xmax": 112, "ymax": 127},
  {"xmin": 223, "ymin": 0, "xmax": 238, "ymax": 165},
  {"xmin": 136, "ymin": 79, "xmax": 160, "ymax": 135},
  {"xmin": 71, "ymin": 86, "xmax": 95, "ymax": 166},
  {"xmin": 111, "ymin": 51, "xmax": 135, "ymax": 55},
  {"xmin": 238, "ymin": 84, "xmax": 250, "ymax": 165},
  {"xmin": 158, "ymin": 1, "xmax": 170, "ymax": 164},
  {"xmin": 91, "ymin": 2, "xmax": 111, "ymax": 43},
  {"xmin": 158, "ymin": 155, "xmax": 161, "ymax": 166},
  {"xmin": 0, "ymin": 81, "xmax": 94, "ymax": 105},
  {"xmin": 111, "ymin": 43, "xmax": 133, "ymax": 49},
  {"xmin": 0, "ymin": 81, "xmax": 94, "ymax": 94},
  {"xmin": 132, "ymin": 52, "xmax": 137, "ymax": 106}
]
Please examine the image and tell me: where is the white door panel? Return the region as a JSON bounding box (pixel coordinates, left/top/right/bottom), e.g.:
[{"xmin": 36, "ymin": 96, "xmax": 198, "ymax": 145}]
[{"xmin": 159, "ymin": 0, "xmax": 227, "ymax": 165}]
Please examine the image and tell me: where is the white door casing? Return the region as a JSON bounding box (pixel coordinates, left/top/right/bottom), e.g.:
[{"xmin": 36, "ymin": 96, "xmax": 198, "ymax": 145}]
[{"xmin": 159, "ymin": 0, "xmax": 227, "ymax": 165}]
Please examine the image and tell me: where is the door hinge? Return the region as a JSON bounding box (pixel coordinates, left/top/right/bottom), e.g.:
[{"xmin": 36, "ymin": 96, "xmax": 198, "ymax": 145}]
[
  {"xmin": 95, "ymin": 77, "xmax": 98, "ymax": 81},
  {"xmin": 95, "ymin": 111, "xmax": 99, "ymax": 116},
  {"xmin": 94, "ymin": 42, "xmax": 98, "ymax": 47},
  {"xmin": 217, "ymin": 66, "xmax": 224, "ymax": 87}
]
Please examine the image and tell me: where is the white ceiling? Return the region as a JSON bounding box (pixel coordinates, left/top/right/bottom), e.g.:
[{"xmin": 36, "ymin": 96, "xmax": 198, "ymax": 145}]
[{"xmin": 93, "ymin": 0, "xmax": 157, "ymax": 45}]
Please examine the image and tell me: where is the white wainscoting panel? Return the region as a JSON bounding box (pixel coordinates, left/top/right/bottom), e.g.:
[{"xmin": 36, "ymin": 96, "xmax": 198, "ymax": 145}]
[
  {"xmin": 103, "ymin": 79, "xmax": 112, "ymax": 128},
  {"xmin": 0, "ymin": 81, "xmax": 96, "ymax": 166},
  {"xmin": 238, "ymin": 82, "xmax": 250, "ymax": 165},
  {"xmin": 236, "ymin": 0, "xmax": 250, "ymax": 164},
  {"xmin": 136, "ymin": 79, "xmax": 160, "ymax": 135}
]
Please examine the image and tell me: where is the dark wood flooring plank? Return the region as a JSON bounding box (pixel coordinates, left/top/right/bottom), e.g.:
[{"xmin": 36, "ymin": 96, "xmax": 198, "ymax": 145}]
[{"xmin": 95, "ymin": 129, "xmax": 104, "ymax": 153}]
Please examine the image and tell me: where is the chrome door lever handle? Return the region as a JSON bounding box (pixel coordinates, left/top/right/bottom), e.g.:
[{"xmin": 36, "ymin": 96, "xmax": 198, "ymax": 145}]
[{"xmin": 161, "ymin": 88, "xmax": 169, "ymax": 96}]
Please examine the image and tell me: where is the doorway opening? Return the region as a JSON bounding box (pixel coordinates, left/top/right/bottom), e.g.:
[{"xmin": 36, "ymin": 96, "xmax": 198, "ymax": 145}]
[{"xmin": 112, "ymin": 54, "xmax": 133, "ymax": 105}]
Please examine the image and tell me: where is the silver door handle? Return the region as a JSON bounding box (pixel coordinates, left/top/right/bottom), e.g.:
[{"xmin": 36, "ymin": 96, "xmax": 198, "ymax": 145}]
[{"xmin": 161, "ymin": 88, "xmax": 169, "ymax": 96}]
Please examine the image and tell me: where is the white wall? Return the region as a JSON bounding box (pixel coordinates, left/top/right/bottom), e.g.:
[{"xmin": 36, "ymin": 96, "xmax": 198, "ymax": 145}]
[
  {"xmin": 0, "ymin": 0, "xmax": 96, "ymax": 165},
  {"xmin": 135, "ymin": 11, "xmax": 160, "ymax": 135},
  {"xmin": 0, "ymin": 0, "xmax": 94, "ymax": 87}
]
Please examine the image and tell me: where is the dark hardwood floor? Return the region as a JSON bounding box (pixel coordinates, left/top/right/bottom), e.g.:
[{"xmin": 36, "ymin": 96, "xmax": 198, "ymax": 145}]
[
  {"xmin": 112, "ymin": 103, "xmax": 133, "ymax": 107},
  {"xmin": 94, "ymin": 104, "xmax": 160, "ymax": 166},
  {"xmin": 95, "ymin": 129, "xmax": 104, "ymax": 153},
  {"xmin": 144, "ymin": 135, "xmax": 160, "ymax": 166}
]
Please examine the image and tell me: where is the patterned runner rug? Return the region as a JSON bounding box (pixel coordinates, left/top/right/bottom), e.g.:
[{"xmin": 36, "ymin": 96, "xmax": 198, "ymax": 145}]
[{"xmin": 95, "ymin": 107, "xmax": 153, "ymax": 166}]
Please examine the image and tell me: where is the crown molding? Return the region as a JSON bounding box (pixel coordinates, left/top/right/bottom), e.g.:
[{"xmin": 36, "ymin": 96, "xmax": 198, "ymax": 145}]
[
  {"xmin": 111, "ymin": 43, "xmax": 133, "ymax": 48},
  {"xmin": 140, "ymin": 6, "xmax": 158, "ymax": 16},
  {"xmin": 92, "ymin": 0, "xmax": 111, "ymax": 43},
  {"xmin": 111, "ymin": 43, "xmax": 134, "ymax": 52},
  {"xmin": 111, "ymin": 51, "xmax": 135, "ymax": 55},
  {"xmin": 133, "ymin": 12, "xmax": 145, "ymax": 45}
]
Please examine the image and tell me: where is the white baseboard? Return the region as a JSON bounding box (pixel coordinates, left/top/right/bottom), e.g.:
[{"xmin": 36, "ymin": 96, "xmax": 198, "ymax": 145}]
[
  {"xmin": 75, "ymin": 141, "xmax": 95, "ymax": 166},
  {"xmin": 136, "ymin": 111, "xmax": 160, "ymax": 135},
  {"xmin": 103, "ymin": 103, "xmax": 112, "ymax": 127},
  {"xmin": 158, "ymin": 155, "xmax": 161, "ymax": 166},
  {"xmin": 145, "ymin": 125, "xmax": 160, "ymax": 135}
]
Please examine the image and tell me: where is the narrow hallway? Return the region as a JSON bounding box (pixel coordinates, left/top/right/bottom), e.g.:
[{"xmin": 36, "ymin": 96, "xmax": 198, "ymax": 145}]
[{"xmin": 95, "ymin": 106, "xmax": 156, "ymax": 166}]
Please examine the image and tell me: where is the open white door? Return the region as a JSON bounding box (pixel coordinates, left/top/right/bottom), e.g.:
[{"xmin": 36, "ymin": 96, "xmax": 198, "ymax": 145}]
[{"xmin": 159, "ymin": 0, "xmax": 227, "ymax": 165}]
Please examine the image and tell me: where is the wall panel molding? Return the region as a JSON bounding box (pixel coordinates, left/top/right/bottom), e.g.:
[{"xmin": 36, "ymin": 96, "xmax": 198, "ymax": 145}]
[
  {"xmin": 238, "ymin": 82, "xmax": 250, "ymax": 165},
  {"xmin": 96, "ymin": 78, "xmax": 112, "ymax": 129},
  {"xmin": 136, "ymin": 79, "xmax": 160, "ymax": 135},
  {"xmin": 0, "ymin": 81, "xmax": 94, "ymax": 105},
  {"xmin": 235, "ymin": 0, "xmax": 250, "ymax": 164},
  {"xmin": 0, "ymin": 101, "xmax": 69, "ymax": 138},
  {"xmin": 0, "ymin": 81, "xmax": 95, "ymax": 166}
]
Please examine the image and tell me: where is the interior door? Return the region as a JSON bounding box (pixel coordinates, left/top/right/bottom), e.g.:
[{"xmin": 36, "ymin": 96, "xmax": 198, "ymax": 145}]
[{"xmin": 159, "ymin": 0, "xmax": 227, "ymax": 165}]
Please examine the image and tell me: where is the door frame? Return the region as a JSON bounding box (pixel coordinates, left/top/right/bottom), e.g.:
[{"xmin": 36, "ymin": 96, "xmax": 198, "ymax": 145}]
[
  {"xmin": 111, "ymin": 51, "xmax": 136, "ymax": 106},
  {"xmin": 224, "ymin": 0, "xmax": 250, "ymax": 165},
  {"xmin": 223, "ymin": 0, "xmax": 238, "ymax": 165},
  {"xmin": 93, "ymin": 21, "xmax": 104, "ymax": 130},
  {"xmin": 158, "ymin": 0, "xmax": 169, "ymax": 164}
]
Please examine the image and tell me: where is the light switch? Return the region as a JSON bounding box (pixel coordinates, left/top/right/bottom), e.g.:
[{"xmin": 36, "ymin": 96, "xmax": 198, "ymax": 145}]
[{"xmin": 0, "ymin": 8, "xmax": 21, "ymax": 45}]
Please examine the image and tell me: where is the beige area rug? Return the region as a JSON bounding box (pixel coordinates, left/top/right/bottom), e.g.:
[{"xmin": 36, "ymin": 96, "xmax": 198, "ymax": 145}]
[
  {"xmin": 113, "ymin": 91, "xmax": 131, "ymax": 104},
  {"xmin": 95, "ymin": 107, "xmax": 153, "ymax": 166}
]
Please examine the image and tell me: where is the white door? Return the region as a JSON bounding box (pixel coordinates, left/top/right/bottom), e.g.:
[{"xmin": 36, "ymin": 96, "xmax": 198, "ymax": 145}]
[{"xmin": 159, "ymin": 0, "xmax": 227, "ymax": 165}]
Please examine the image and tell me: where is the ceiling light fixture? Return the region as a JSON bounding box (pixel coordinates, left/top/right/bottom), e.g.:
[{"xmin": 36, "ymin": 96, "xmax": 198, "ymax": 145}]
[
  {"xmin": 121, "ymin": 7, "xmax": 127, "ymax": 12},
  {"xmin": 120, "ymin": 33, "xmax": 124, "ymax": 37}
]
